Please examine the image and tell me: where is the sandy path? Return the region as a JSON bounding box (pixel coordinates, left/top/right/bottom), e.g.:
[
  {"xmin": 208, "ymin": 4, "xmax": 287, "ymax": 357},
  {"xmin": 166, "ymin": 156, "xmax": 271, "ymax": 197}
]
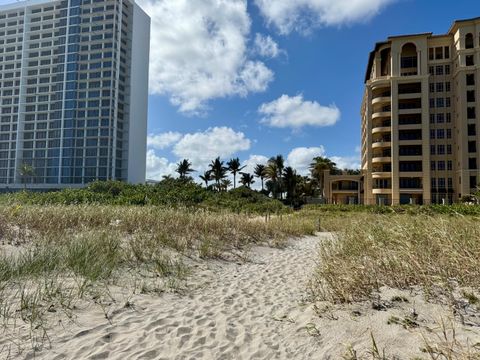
[
  {"xmin": 13, "ymin": 233, "xmax": 480, "ymax": 359},
  {"xmin": 44, "ymin": 235, "xmax": 323, "ymax": 360}
]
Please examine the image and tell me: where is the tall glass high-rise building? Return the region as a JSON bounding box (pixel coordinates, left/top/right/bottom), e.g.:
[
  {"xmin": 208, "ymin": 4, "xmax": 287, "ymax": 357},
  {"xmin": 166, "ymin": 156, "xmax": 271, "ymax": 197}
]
[{"xmin": 0, "ymin": 0, "xmax": 149, "ymax": 189}]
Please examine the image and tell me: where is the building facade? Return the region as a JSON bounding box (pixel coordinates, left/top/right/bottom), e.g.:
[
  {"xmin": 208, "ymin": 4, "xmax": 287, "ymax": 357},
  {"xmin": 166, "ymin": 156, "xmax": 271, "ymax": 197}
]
[
  {"xmin": 360, "ymin": 18, "xmax": 480, "ymax": 205},
  {"xmin": 0, "ymin": 0, "xmax": 149, "ymax": 189}
]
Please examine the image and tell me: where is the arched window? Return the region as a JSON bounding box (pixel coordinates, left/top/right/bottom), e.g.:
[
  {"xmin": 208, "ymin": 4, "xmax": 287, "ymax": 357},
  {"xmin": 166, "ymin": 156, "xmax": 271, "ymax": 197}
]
[
  {"xmin": 380, "ymin": 48, "xmax": 391, "ymax": 76},
  {"xmin": 465, "ymin": 33, "xmax": 474, "ymax": 49},
  {"xmin": 400, "ymin": 43, "xmax": 417, "ymax": 76}
]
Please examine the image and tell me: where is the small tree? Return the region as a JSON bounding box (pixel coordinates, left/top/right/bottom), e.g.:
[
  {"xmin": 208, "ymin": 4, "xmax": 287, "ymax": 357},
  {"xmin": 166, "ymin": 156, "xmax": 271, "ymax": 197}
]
[
  {"xmin": 175, "ymin": 159, "xmax": 195, "ymax": 179},
  {"xmin": 199, "ymin": 170, "xmax": 213, "ymax": 188},
  {"xmin": 254, "ymin": 164, "xmax": 266, "ymax": 191},
  {"xmin": 240, "ymin": 172, "xmax": 255, "ymax": 189},
  {"xmin": 220, "ymin": 178, "xmax": 232, "ymax": 192},
  {"xmin": 227, "ymin": 157, "xmax": 245, "ymax": 189},
  {"xmin": 209, "ymin": 157, "xmax": 227, "ymax": 191},
  {"xmin": 18, "ymin": 163, "xmax": 35, "ymax": 190}
]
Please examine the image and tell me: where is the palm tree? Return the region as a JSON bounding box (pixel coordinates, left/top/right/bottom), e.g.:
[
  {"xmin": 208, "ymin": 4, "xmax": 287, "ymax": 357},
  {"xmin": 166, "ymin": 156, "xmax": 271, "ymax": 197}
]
[
  {"xmin": 18, "ymin": 163, "xmax": 35, "ymax": 190},
  {"xmin": 264, "ymin": 162, "xmax": 279, "ymax": 199},
  {"xmin": 175, "ymin": 159, "xmax": 195, "ymax": 179},
  {"xmin": 226, "ymin": 157, "xmax": 245, "ymax": 189},
  {"xmin": 253, "ymin": 164, "xmax": 266, "ymax": 191},
  {"xmin": 199, "ymin": 170, "xmax": 213, "ymax": 188},
  {"xmin": 240, "ymin": 172, "xmax": 255, "ymax": 188},
  {"xmin": 343, "ymin": 168, "xmax": 361, "ymax": 175},
  {"xmin": 209, "ymin": 157, "xmax": 227, "ymax": 190},
  {"xmin": 282, "ymin": 166, "xmax": 298, "ymax": 203},
  {"xmin": 269, "ymin": 155, "xmax": 285, "ymax": 199},
  {"xmin": 309, "ymin": 156, "xmax": 337, "ymax": 197},
  {"xmin": 220, "ymin": 178, "xmax": 232, "ymax": 192}
]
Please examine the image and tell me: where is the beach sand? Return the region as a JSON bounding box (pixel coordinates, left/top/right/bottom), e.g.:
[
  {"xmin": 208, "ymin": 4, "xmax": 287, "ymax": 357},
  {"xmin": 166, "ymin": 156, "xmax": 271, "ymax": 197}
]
[{"xmin": 3, "ymin": 233, "xmax": 480, "ymax": 359}]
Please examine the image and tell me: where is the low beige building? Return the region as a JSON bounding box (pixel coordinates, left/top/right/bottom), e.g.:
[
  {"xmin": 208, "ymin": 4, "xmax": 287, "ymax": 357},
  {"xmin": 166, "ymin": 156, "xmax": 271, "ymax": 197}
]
[
  {"xmin": 323, "ymin": 170, "xmax": 363, "ymax": 205},
  {"xmin": 325, "ymin": 17, "xmax": 480, "ymax": 205}
]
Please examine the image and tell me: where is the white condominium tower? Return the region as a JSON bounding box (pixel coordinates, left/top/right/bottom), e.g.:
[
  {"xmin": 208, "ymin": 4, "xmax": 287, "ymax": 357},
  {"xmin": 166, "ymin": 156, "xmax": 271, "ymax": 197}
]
[{"xmin": 0, "ymin": 0, "xmax": 149, "ymax": 188}]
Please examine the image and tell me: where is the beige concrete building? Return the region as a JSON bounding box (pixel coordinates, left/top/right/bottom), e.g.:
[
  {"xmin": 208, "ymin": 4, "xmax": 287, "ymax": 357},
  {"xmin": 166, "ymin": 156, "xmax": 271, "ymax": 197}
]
[
  {"xmin": 323, "ymin": 170, "xmax": 362, "ymax": 205},
  {"xmin": 359, "ymin": 17, "xmax": 480, "ymax": 205}
]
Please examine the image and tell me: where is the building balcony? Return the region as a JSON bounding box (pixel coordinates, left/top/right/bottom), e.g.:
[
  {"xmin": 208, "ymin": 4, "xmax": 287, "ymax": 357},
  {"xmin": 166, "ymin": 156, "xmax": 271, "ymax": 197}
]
[
  {"xmin": 369, "ymin": 77, "xmax": 391, "ymax": 89},
  {"xmin": 372, "ymin": 126, "xmax": 391, "ymax": 134},
  {"xmin": 372, "ymin": 171, "xmax": 391, "ymax": 178},
  {"xmin": 400, "ymin": 67, "xmax": 418, "ymax": 76},
  {"xmin": 372, "ymin": 141, "xmax": 391, "ymax": 149},
  {"xmin": 399, "ymin": 188, "xmax": 423, "ymax": 193},
  {"xmin": 372, "ymin": 96, "xmax": 391, "ymax": 105},
  {"xmin": 372, "ymin": 188, "xmax": 392, "ymax": 194},
  {"xmin": 331, "ymin": 189, "xmax": 359, "ymax": 194},
  {"xmin": 372, "ymin": 111, "xmax": 391, "ymax": 119},
  {"xmin": 372, "ymin": 156, "xmax": 392, "ymax": 163}
]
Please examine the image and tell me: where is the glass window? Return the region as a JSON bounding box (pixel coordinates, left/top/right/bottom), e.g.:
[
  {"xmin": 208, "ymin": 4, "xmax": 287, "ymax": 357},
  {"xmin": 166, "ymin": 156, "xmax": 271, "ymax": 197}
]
[{"xmin": 467, "ymin": 74, "xmax": 475, "ymax": 86}]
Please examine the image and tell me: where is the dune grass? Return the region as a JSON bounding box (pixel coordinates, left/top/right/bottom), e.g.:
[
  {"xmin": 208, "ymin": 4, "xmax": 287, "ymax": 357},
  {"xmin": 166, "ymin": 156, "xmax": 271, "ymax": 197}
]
[
  {"xmin": 310, "ymin": 213, "xmax": 480, "ymax": 303},
  {"xmin": 0, "ymin": 204, "xmax": 316, "ymax": 355}
]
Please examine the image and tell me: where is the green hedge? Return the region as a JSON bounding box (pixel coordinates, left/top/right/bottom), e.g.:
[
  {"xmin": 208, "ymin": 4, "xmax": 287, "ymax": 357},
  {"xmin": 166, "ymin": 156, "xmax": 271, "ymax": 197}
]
[
  {"xmin": 303, "ymin": 203, "xmax": 480, "ymax": 216},
  {"xmin": 0, "ymin": 179, "xmax": 287, "ymax": 214}
]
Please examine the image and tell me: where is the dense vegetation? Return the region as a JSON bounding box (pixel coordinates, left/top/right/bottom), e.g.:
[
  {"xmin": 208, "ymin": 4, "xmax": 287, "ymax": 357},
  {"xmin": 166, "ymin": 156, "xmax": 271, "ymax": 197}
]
[{"xmin": 0, "ymin": 178, "xmax": 287, "ymax": 214}]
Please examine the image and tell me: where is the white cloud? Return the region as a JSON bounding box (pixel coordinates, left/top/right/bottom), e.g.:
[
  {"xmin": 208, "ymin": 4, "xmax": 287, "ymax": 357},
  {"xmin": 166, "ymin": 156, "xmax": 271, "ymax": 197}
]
[
  {"xmin": 259, "ymin": 94, "xmax": 340, "ymax": 129},
  {"xmin": 286, "ymin": 146, "xmax": 325, "ymax": 175},
  {"xmin": 254, "ymin": 0, "xmax": 395, "ymax": 34},
  {"xmin": 253, "ymin": 33, "xmax": 282, "ymax": 58},
  {"xmin": 147, "ymin": 131, "xmax": 182, "ymax": 150},
  {"xmin": 146, "ymin": 149, "xmax": 177, "ymax": 180},
  {"xmin": 173, "ymin": 127, "xmax": 251, "ymax": 171},
  {"xmin": 242, "ymin": 154, "xmax": 269, "ymax": 174},
  {"xmin": 138, "ymin": 0, "xmax": 274, "ymax": 114},
  {"xmin": 330, "ymin": 155, "xmax": 360, "ymax": 170},
  {"xmin": 240, "ymin": 154, "xmax": 269, "ymax": 190}
]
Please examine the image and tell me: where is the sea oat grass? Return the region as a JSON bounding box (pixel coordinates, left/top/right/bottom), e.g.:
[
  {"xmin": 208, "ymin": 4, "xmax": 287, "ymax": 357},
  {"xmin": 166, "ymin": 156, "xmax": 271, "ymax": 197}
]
[{"xmin": 312, "ymin": 213, "xmax": 480, "ymax": 303}]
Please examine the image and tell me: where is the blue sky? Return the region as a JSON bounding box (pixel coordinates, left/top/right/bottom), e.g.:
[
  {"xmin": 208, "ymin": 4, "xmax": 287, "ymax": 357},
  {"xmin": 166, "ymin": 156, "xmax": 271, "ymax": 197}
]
[{"xmin": 2, "ymin": 0, "xmax": 480, "ymax": 182}]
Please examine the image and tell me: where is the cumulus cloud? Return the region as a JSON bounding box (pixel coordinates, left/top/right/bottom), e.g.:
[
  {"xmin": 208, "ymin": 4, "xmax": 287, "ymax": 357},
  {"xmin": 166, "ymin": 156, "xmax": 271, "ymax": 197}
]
[
  {"xmin": 284, "ymin": 147, "xmax": 360, "ymax": 176},
  {"xmin": 254, "ymin": 0, "xmax": 395, "ymax": 34},
  {"xmin": 173, "ymin": 127, "xmax": 251, "ymax": 170},
  {"xmin": 242, "ymin": 154, "xmax": 269, "ymax": 173},
  {"xmin": 147, "ymin": 131, "xmax": 182, "ymax": 150},
  {"xmin": 286, "ymin": 146, "xmax": 326, "ymax": 175},
  {"xmin": 259, "ymin": 94, "xmax": 340, "ymax": 129},
  {"xmin": 331, "ymin": 155, "xmax": 361, "ymax": 170},
  {"xmin": 138, "ymin": 0, "xmax": 274, "ymax": 114},
  {"xmin": 253, "ymin": 33, "xmax": 282, "ymax": 58},
  {"xmin": 146, "ymin": 149, "xmax": 177, "ymax": 180}
]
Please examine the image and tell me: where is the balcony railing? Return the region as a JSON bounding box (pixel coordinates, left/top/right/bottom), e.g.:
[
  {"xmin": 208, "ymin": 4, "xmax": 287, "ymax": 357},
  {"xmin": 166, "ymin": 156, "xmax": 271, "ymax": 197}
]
[
  {"xmin": 372, "ymin": 91, "xmax": 391, "ymax": 99},
  {"xmin": 373, "ymin": 137, "xmax": 391, "ymax": 143},
  {"xmin": 373, "ymin": 185, "xmax": 392, "ymax": 189},
  {"xmin": 332, "ymin": 186, "xmax": 359, "ymax": 191}
]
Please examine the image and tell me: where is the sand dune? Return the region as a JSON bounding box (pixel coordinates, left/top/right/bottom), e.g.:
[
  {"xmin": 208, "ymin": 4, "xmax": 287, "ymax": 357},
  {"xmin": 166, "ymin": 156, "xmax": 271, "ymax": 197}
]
[
  {"xmin": 44, "ymin": 236, "xmax": 321, "ymax": 360},
  {"xmin": 4, "ymin": 233, "xmax": 480, "ymax": 359}
]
